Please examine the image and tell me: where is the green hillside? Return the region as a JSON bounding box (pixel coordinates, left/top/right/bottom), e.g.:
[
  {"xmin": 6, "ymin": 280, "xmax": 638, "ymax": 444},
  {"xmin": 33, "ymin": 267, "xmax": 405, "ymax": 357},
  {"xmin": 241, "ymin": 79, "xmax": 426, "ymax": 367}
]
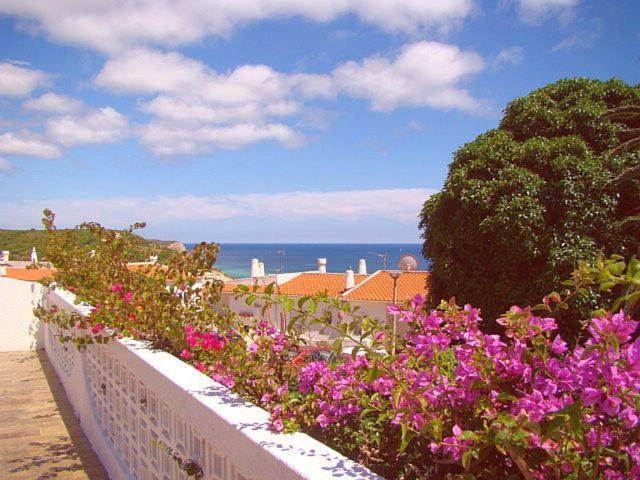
[{"xmin": 0, "ymin": 229, "xmax": 181, "ymax": 262}]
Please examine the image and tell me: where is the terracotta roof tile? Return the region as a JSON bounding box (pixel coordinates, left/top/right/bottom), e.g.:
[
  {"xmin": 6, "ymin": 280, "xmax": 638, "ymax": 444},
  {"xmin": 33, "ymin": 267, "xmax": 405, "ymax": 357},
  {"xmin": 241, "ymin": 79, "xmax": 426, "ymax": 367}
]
[
  {"xmin": 5, "ymin": 268, "xmax": 55, "ymax": 282},
  {"xmin": 278, "ymin": 273, "xmax": 367, "ymax": 296},
  {"xmin": 222, "ymin": 280, "xmax": 265, "ymax": 293},
  {"xmin": 222, "ymin": 273, "xmax": 368, "ymax": 296},
  {"xmin": 343, "ymin": 271, "xmax": 429, "ymax": 303}
]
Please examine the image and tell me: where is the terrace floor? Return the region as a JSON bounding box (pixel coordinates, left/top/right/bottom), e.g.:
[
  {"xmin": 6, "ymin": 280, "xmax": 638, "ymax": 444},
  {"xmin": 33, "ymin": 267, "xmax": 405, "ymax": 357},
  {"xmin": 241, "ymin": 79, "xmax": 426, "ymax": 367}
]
[{"xmin": 0, "ymin": 350, "xmax": 109, "ymax": 479}]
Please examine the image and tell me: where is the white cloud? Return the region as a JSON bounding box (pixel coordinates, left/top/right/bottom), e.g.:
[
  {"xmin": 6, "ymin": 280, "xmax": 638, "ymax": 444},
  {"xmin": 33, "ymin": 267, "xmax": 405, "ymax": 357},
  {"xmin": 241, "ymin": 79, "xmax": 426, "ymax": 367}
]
[
  {"xmin": 94, "ymin": 43, "xmax": 484, "ymax": 155},
  {"xmin": 140, "ymin": 96, "xmax": 302, "ymax": 125},
  {"xmin": 0, "ymin": 188, "xmax": 435, "ymax": 228},
  {"xmin": 95, "ymin": 49, "xmax": 208, "ymax": 94},
  {"xmin": 230, "ymin": 188, "xmax": 433, "ymax": 223},
  {"xmin": 0, "ymin": 131, "xmax": 61, "ymax": 159},
  {"xmin": 23, "ymin": 92, "xmax": 84, "ymax": 113},
  {"xmin": 0, "ymin": 157, "xmax": 14, "ymax": 174},
  {"xmin": 551, "ymin": 18, "xmax": 600, "ymax": 52},
  {"xmin": 138, "ymin": 121, "xmax": 304, "ymax": 155},
  {"xmin": 515, "ymin": 0, "xmax": 579, "ymax": 22},
  {"xmin": 96, "ymin": 49, "xmax": 332, "ymax": 154},
  {"xmin": 493, "ymin": 46, "xmax": 524, "ymax": 68},
  {"xmin": 46, "ymin": 107, "xmax": 129, "ymax": 147},
  {"xmin": 95, "ymin": 49, "xmax": 335, "ymax": 103},
  {"xmin": 0, "ymin": 62, "xmax": 48, "ymax": 97},
  {"xmin": 0, "ymin": 1, "xmax": 474, "ymax": 54},
  {"xmin": 333, "ymin": 41, "xmax": 484, "ymax": 111}
]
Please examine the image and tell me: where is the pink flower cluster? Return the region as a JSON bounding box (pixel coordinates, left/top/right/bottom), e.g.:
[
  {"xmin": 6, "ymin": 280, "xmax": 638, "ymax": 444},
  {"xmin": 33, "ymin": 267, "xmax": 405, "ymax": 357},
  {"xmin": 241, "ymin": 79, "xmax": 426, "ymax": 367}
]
[
  {"xmin": 294, "ymin": 296, "xmax": 640, "ymax": 478},
  {"xmin": 184, "ymin": 325, "xmax": 225, "ymax": 353},
  {"xmin": 110, "ymin": 283, "xmax": 133, "ymax": 303}
]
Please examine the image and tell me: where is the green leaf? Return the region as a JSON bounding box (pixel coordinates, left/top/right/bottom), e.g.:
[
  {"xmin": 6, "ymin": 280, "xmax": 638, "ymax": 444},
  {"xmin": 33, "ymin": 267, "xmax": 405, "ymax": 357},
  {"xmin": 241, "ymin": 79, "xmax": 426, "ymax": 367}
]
[
  {"xmin": 459, "ymin": 430, "xmax": 480, "ymax": 441},
  {"xmin": 399, "ymin": 423, "xmax": 415, "ymax": 453},
  {"xmin": 392, "ymin": 387, "xmax": 403, "ymax": 408},
  {"xmin": 607, "ymin": 260, "xmax": 626, "ymax": 276}
]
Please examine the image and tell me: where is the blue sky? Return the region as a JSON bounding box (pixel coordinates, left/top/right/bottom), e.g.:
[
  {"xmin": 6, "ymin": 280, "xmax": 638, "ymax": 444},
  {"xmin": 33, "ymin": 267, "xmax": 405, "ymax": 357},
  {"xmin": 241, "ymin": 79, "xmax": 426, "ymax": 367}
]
[{"xmin": 0, "ymin": 0, "xmax": 638, "ymax": 242}]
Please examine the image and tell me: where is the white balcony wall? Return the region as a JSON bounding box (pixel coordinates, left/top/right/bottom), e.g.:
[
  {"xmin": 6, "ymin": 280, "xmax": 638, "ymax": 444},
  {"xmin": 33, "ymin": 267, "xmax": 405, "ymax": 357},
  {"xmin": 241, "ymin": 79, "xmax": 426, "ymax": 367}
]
[{"xmin": 42, "ymin": 287, "xmax": 383, "ymax": 480}]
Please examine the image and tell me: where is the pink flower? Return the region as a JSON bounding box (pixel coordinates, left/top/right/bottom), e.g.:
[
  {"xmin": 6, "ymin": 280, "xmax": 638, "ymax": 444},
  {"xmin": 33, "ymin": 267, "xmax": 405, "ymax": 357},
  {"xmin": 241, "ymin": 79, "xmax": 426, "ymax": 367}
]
[
  {"xmin": 91, "ymin": 323, "xmax": 104, "ymax": 335},
  {"xmin": 123, "ymin": 291, "xmax": 133, "ymax": 303},
  {"xmin": 276, "ymin": 384, "xmax": 288, "ymax": 397},
  {"xmin": 110, "ymin": 284, "xmax": 124, "ymax": 293},
  {"xmin": 550, "ymin": 335, "xmax": 568, "ymax": 354},
  {"xmin": 621, "ymin": 407, "xmax": 639, "ymax": 429},
  {"xmin": 272, "ymin": 419, "xmax": 284, "ymax": 432},
  {"xmin": 180, "ymin": 349, "xmax": 192, "ymax": 360}
]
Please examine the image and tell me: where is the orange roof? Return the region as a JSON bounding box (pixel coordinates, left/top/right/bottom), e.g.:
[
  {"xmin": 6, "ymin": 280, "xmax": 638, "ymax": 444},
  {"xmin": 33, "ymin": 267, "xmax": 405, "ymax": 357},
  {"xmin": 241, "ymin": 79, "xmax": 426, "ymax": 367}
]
[
  {"xmin": 222, "ymin": 272, "xmax": 368, "ymax": 296},
  {"xmin": 5, "ymin": 268, "xmax": 55, "ymax": 282},
  {"xmin": 343, "ymin": 270, "xmax": 429, "ymax": 303},
  {"xmin": 278, "ymin": 273, "xmax": 367, "ymax": 297},
  {"xmin": 222, "ymin": 280, "xmax": 265, "ymax": 293}
]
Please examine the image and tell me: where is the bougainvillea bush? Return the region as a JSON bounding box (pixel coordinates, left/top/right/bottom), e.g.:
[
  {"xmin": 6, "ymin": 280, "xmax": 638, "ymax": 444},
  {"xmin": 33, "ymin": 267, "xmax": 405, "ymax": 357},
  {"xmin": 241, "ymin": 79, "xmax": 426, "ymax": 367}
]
[{"xmin": 37, "ymin": 211, "xmax": 640, "ymax": 479}]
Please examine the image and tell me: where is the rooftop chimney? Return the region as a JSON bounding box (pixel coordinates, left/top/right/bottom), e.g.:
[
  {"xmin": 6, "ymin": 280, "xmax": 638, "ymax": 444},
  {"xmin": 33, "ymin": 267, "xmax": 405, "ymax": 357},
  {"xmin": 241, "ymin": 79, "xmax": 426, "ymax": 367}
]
[
  {"xmin": 1, "ymin": 250, "xmax": 9, "ymax": 264},
  {"xmin": 358, "ymin": 258, "xmax": 367, "ymax": 275},
  {"xmin": 0, "ymin": 266, "xmax": 6, "ymax": 276},
  {"xmin": 259, "ymin": 262, "xmax": 265, "ymax": 277},
  {"xmin": 317, "ymin": 258, "xmax": 327, "ymax": 273},
  {"xmin": 250, "ymin": 258, "xmax": 260, "ymax": 278},
  {"xmin": 345, "ymin": 269, "xmax": 355, "ymax": 290},
  {"xmin": 30, "ymin": 247, "xmax": 38, "ymax": 264}
]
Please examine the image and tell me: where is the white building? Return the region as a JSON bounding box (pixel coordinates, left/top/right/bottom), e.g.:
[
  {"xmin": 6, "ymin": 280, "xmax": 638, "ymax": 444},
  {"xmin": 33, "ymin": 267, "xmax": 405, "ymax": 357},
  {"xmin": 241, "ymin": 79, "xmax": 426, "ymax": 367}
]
[{"xmin": 218, "ymin": 258, "xmax": 429, "ymax": 343}]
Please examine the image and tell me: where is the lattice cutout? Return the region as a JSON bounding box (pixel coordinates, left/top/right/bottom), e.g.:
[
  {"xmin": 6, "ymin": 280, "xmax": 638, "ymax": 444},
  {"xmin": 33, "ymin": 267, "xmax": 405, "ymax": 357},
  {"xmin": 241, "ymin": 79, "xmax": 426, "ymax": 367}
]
[
  {"xmin": 48, "ymin": 324, "xmax": 75, "ymax": 375},
  {"xmin": 82, "ymin": 342, "xmax": 250, "ymax": 480}
]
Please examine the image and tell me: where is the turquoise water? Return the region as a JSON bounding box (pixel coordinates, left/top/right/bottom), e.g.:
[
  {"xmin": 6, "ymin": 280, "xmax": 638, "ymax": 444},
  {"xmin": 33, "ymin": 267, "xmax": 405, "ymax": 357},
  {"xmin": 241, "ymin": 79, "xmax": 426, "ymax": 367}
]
[{"xmin": 186, "ymin": 243, "xmax": 425, "ymax": 278}]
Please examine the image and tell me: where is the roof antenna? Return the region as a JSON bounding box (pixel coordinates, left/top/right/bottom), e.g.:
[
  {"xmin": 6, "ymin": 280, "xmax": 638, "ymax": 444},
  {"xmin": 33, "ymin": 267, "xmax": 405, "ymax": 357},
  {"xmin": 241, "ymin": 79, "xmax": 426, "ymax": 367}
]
[{"xmin": 277, "ymin": 249, "xmax": 285, "ymax": 274}]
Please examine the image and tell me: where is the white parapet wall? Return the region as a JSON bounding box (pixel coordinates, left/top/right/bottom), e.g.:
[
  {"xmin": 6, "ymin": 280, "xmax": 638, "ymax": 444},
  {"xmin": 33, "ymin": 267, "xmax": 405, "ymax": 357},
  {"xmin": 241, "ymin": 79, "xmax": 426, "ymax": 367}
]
[
  {"xmin": 43, "ymin": 287, "xmax": 383, "ymax": 480},
  {"xmin": 0, "ymin": 277, "xmax": 44, "ymax": 351}
]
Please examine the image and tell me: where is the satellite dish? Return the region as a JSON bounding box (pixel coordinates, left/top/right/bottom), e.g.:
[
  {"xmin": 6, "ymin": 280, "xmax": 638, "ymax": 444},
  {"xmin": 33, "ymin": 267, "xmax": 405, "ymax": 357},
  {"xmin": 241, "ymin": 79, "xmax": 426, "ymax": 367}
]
[{"xmin": 397, "ymin": 254, "xmax": 419, "ymax": 271}]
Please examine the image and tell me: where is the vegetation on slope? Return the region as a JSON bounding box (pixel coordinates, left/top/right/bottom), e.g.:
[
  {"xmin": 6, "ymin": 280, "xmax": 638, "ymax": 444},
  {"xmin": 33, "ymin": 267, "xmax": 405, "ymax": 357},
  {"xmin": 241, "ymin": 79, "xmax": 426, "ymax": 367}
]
[{"xmin": 0, "ymin": 228, "xmax": 182, "ymax": 262}]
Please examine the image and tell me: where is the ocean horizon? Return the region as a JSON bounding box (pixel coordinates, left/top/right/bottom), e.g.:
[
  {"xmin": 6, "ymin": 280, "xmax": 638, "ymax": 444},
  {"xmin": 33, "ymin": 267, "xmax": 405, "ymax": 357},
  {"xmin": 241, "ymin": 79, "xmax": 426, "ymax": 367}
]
[{"xmin": 186, "ymin": 243, "xmax": 425, "ymax": 278}]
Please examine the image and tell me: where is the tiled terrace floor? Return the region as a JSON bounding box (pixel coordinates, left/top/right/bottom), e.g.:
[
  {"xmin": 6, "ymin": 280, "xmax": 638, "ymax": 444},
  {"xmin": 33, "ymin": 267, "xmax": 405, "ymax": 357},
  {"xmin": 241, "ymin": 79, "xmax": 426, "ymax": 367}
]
[{"xmin": 0, "ymin": 350, "xmax": 109, "ymax": 479}]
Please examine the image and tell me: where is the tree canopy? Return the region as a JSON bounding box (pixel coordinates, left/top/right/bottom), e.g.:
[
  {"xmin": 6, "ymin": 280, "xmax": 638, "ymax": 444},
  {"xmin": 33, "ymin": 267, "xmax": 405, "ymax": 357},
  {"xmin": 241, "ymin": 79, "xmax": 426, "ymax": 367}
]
[{"xmin": 419, "ymin": 78, "xmax": 640, "ymax": 331}]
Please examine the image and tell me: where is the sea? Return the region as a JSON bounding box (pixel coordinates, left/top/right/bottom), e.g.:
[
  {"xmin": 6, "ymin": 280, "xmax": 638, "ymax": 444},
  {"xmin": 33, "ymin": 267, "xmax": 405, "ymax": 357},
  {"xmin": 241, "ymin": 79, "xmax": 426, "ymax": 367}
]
[{"xmin": 185, "ymin": 243, "xmax": 425, "ymax": 278}]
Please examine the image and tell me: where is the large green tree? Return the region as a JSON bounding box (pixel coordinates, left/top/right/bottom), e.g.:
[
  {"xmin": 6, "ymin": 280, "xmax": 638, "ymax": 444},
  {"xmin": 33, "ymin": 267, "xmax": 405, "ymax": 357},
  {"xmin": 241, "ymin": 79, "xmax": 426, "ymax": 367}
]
[{"xmin": 419, "ymin": 78, "xmax": 640, "ymax": 331}]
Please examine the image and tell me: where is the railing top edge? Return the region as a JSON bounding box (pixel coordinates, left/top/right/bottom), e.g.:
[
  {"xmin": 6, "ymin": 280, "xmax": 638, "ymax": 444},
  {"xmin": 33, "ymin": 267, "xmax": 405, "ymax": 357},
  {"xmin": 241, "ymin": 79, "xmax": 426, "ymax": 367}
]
[{"xmin": 45, "ymin": 287, "xmax": 383, "ymax": 480}]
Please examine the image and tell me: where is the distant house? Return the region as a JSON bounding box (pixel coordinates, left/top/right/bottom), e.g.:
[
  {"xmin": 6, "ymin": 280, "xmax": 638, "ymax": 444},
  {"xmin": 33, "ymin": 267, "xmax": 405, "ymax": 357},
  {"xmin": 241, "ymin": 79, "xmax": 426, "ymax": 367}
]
[{"xmin": 218, "ymin": 258, "xmax": 429, "ymax": 343}]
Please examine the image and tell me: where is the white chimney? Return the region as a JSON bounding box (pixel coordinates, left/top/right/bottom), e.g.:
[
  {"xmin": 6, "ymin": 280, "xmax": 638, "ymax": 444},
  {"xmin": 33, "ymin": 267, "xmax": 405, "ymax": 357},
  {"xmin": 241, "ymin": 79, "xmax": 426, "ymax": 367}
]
[
  {"xmin": 259, "ymin": 262, "xmax": 265, "ymax": 277},
  {"xmin": 1, "ymin": 250, "xmax": 9, "ymax": 264},
  {"xmin": 0, "ymin": 266, "xmax": 6, "ymax": 276},
  {"xmin": 345, "ymin": 269, "xmax": 355, "ymax": 289},
  {"xmin": 149, "ymin": 254, "xmax": 158, "ymax": 264},
  {"xmin": 358, "ymin": 258, "xmax": 367, "ymax": 275},
  {"xmin": 317, "ymin": 258, "xmax": 327, "ymax": 273},
  {"xmin": 30, "ymin": 247, "xmax": 38, "ymax": 264},
  {"xmin": 250, "ymin": 258, "xmax": 260, "ymax": 278}
]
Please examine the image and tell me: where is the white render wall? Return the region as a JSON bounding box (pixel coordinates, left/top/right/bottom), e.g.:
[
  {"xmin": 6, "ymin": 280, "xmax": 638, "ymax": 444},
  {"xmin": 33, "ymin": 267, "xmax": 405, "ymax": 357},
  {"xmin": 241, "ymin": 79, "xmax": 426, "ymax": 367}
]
[
  {"xmin": 43, "ymin": 287, "xmax": 382, "ymax": 480},
  {"xmin": 0, "ymin": 277, "xmax": 44, "ymax": 351}
]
